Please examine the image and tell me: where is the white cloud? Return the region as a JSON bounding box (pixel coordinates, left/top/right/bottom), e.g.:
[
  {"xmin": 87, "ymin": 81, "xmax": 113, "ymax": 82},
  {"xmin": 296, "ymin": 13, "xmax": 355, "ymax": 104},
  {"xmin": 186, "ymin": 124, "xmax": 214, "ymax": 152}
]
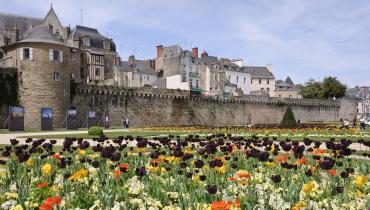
[{"xmin": 2, "ymin": 0, "xmax": 370, "ymax": 86}]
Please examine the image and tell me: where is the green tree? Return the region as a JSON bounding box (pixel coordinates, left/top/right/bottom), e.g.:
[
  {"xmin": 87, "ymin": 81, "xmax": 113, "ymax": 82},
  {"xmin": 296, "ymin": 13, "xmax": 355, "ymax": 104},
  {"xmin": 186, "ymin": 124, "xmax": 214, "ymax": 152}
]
[
  {"xmin": 321, "ymin": 76, "xmax": 347, "ymax": 99},
  {"xmin": 300, "ymin": 79, "xmax": 322, "ymax": 99},
  {"xmin": 280, "ymin": 106, "xmax": 297, "ymax": 128},
  {"xmin": 300, "ymin": 77, "xmax": 346, "ymax": 99}
]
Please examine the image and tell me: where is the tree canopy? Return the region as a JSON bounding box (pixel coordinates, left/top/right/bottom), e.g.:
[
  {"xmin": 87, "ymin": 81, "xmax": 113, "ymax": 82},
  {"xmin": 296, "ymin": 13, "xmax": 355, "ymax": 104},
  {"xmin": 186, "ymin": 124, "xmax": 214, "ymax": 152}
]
[{"xmin": 300, "ymin": 77, "xmax": 347, "ymax": 99}]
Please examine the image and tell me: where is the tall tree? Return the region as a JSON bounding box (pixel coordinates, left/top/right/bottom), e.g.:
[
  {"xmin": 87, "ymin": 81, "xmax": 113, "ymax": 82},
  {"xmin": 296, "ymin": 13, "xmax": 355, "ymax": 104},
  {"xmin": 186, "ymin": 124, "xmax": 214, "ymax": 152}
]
[
  {"xmin": 300, "ymin": 77, "xmax": 346, "ymax": 99},
  {"xmin": 321, "ymin": 76, "xmax": 347, "ymax": 99},
  {"xmin": 300, "ymin": 79, "xmax": 322, "ymax": 99}
]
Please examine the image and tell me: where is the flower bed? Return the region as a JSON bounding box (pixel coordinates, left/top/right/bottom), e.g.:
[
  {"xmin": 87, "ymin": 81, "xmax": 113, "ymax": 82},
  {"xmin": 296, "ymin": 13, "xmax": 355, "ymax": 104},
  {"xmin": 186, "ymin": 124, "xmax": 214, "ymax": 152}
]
[{"xmin": 0, "ymin": 135, "xmax": 369, "ymax": 210}]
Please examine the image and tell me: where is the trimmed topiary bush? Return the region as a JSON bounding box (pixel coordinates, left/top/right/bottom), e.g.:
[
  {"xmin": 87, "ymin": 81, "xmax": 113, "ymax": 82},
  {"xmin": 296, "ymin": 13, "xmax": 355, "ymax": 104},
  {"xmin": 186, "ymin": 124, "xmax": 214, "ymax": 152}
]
[
  {"xmin": 88, "ymin": 126, "xmax": 103, "ymax": 136},
  {"xmin": 280, "ymin": 106, "xmax": 297, "ymax": 128}
]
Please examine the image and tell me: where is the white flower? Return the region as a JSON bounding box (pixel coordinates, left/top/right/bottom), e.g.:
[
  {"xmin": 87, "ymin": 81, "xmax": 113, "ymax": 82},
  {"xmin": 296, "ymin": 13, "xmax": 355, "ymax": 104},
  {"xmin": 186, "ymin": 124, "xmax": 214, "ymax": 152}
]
[{"xmin": 1, "ymin": 200, "xmax": 16, "ymax": 210}]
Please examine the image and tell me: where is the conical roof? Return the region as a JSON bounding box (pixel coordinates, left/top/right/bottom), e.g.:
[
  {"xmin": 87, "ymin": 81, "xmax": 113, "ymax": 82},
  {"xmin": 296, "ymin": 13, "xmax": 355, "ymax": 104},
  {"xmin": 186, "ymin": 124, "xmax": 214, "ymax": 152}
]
[
  {"xmin": 285, "ymin": 76, "xmax": 294, "ymax": 85},
  {"xmin": 19, "ymin": 24, "xmax": 63, "ymax": 45}
]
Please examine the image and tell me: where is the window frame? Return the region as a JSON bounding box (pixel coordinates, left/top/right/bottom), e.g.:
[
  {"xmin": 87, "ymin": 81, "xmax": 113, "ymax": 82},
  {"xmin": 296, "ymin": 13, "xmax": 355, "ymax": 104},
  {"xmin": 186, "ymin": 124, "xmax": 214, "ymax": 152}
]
[{"xmin": 53, "ymin": 72, "xmax": 60, "ymax": 81}]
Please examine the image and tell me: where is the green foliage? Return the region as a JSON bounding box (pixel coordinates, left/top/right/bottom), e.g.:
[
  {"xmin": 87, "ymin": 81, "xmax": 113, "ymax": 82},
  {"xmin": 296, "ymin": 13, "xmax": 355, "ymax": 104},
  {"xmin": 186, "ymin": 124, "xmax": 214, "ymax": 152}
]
[
  {"xmin": 280, "ymin": 106, "xmax": 297, "ymax": 128},
  {"xmin": 67, "ymin": 188, "xmax": 96, "ymax": 209},
  {"xmin": 321, "ymin": 76, "xmax": 347, "ymax": 99},
  {"xmin": 0, "ymin": 72, "xmax": 19, "ymax": 105},
  {"xmin": 300, "ymin": 77, "xmax": 347, "ymax": 99},
  {"xmin": 88, "ymin": 126, "xmax": 104, "ymax": 136}
]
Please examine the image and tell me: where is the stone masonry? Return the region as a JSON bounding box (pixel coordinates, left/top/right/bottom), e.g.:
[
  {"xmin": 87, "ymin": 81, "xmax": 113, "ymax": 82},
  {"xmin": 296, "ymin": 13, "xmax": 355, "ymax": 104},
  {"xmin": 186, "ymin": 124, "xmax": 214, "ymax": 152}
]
[{"xmin": 72, "ymin": 85, "xmax": 355, "ymax": 127}]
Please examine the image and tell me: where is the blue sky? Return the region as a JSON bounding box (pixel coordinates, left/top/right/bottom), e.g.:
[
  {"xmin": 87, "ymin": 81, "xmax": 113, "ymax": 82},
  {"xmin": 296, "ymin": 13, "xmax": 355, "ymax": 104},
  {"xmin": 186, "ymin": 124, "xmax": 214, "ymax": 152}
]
[{"xmin": 2, "ymin": 0, "xmax": 370, "ymax": 86}]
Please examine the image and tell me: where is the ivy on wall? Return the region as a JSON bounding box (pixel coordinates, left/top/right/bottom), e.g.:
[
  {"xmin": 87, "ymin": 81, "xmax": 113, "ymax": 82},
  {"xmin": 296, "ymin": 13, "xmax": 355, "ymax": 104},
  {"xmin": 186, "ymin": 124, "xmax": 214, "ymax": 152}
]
[{"xmin": 0, "ymin": 71, "xmax": 19, "ymax": 105}]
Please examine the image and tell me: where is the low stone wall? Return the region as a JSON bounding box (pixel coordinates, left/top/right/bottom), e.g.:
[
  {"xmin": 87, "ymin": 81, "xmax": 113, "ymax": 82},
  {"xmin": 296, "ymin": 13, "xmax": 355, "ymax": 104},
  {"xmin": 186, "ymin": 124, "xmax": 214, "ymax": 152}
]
[{"xmin": 71, "ymin": 85, "xmax": 353, "ymax": 128}]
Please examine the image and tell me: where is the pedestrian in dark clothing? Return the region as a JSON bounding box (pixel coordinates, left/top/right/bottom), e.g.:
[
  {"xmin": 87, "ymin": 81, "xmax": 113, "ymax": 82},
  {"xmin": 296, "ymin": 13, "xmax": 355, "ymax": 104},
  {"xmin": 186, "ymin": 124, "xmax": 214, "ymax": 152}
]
[
  {"xmin": 352, "ymin": 117, "xmax": 357, "ymax": 128},
  {"xmin": 125, "ymin": 118, "xmax": 129, "ymax": 129}
]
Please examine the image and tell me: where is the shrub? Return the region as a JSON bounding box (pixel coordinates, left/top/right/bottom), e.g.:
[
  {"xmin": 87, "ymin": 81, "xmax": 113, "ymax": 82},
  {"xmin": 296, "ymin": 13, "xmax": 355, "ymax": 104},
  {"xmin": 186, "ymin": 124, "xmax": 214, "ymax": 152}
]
[
  {"xmin": 280, "ymin": 106, "xmax": 297, "ymax": 128},
  {"xmin": 88, "ymin": 126, "xmax": 103, "ymax": 136}
]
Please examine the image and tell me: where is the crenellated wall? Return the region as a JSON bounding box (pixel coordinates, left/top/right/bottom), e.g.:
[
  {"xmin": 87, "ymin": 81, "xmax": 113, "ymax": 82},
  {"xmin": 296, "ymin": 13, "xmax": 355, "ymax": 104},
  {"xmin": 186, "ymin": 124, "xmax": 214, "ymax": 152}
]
[{"xmin": 71, "ymin": 85, "xmax": 354, "ymax": 127}]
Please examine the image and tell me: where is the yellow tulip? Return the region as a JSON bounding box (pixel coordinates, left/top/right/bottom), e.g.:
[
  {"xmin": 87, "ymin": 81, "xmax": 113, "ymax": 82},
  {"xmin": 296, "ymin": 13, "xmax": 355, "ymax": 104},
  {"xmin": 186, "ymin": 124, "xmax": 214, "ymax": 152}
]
[
  {"xmin": 41, "ymin": 163, "xmax": 52, "ymax": 177},
  {"xmin": 355, "ymin": 176, "xmax": 368, "ymax": 188},
  {"xmin": 26, "ymin": 158, "xmax": 34, "ymax": 167},
  {"xmin": 302, "ymin": 182, "xmax": 314, "ymax": 194}
]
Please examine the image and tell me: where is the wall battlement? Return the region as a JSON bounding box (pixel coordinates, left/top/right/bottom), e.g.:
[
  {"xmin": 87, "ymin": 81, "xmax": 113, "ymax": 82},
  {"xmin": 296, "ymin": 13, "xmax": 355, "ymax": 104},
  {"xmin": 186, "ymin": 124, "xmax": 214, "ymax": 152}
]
[
  {"xmin": 76, "ymin": 84, "xmax": 340, "ymax": 108},
  {"xmin": 72, "ymin": 84, "xmax": 351, "ymax": 128}
]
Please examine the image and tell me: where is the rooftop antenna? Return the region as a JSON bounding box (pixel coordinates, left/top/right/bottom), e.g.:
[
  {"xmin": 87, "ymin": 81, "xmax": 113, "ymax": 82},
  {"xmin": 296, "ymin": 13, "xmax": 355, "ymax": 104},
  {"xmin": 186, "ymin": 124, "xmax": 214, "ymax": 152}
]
[{"xmin": 80, "ymin": 8, "xmax": 83, "ymax": 25}]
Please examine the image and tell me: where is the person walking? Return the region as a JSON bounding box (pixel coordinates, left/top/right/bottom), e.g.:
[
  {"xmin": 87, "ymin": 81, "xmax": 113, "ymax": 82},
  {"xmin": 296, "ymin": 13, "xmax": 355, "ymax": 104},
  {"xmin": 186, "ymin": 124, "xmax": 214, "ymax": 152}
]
[
  {"xmin": 125, "ymin": 118, "xmax": 129, "ymax": 129},
  {"xmin": 343, "ymin": 119, "xmax": 349, "ymax": 129},
  {"xmin": 122, "ymin": 118, "xmax": 126, "ymax": 129},
  {"xmin": 352, "ymin": 117, "xmax": 357, "ymax": 128},
  {"xmin": 360, "ymin": 116, "xmax": 366, "ymax": 131},
  {"xmin": 339, "ymin": 118, "xmax": 344, "ymax": 129}
]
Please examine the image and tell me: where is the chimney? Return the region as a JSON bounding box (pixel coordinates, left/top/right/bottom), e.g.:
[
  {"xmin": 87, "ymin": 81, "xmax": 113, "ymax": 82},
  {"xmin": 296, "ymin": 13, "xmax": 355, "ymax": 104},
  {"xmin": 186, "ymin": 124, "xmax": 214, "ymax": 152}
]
[
  {"xmin": 266, "ymin": 64, "xmax": 272, "ymax": 72},
  {"xmin": 156, "ymin": 45, "xmax": 163, "ymax": 58},
  {"xmin": 11, "ymin": 27, "xmax": 19, "ymax": 43},
  {"xmin": 201, "ymin": 50, "xmax": 208, "ymax": 58},
  {"xmin": 192, "ymin": 47, "xmax": 198, "ymax": 58},
  {"xmin": 128, "ymin": 55, "xmax": 135, "ymax": 62}
]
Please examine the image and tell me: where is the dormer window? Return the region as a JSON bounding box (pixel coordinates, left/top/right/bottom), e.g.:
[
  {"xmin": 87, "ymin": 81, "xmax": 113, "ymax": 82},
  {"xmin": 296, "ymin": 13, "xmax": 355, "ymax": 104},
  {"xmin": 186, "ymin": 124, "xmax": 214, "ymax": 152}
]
[
  {"xmin": 49, "ymin": 24, "xmax": 53, "ymax": 32},
  {"xmin": 103, "ymin": 41, "xmax": 110, "ymax": 50},
  {"xmin": 82, "ymin": 37, "xmax": 90, "ymax": 46}
]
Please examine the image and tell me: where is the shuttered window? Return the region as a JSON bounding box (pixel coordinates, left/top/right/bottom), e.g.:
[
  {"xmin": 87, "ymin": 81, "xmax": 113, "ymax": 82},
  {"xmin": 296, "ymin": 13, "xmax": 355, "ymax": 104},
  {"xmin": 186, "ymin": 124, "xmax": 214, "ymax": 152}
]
[
  {"xmin": 20, "ymin": 48, "xmax": 33, "ymax": 60},
  {"xmin": 49, "ymin": 49, "xmax": 63, "ymax": 62}
]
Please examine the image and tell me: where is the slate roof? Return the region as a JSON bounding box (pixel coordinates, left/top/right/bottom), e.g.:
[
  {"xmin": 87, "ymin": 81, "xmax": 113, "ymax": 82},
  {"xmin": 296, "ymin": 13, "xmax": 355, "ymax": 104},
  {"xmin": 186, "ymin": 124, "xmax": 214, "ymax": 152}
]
[
  {"xmin": 118, "ymin": 60, "xmax": 157, "ymax": 75},
  {"xmin": 72, "ymin": 25, "xmax": 116, "ymax": 51},
  {"xmin": 241, "ymin": 66, "xmax": 275, "ymax": 79},
  {"xmin": 346, "ymin": 87, "xmax": 370, "ymax": 99},
  {"xmin": 0, "ymin": 12, "xmax": 43, "ymax": 37},
  {"xmin": 18, "ymin": 25, "xmax": 63, "ymax": 45},
  {"xmin": 276, "ymin": 78, "xmax": 301, "ymax": 91},
  {"xmin": 200, "ymin": 55, "xmax": 218, "ymax": 66},
  {"xmin": 285, "ymin": 76, "xmax": 294, "ymax": 85}
]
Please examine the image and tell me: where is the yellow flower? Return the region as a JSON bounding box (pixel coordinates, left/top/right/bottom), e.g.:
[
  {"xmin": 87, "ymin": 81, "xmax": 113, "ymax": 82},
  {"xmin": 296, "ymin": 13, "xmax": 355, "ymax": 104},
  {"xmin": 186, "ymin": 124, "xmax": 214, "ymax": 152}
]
[
  {"xmin": 215, "ymin": 166, "xmax": 225, "ymax": 174},
  {"xmin": 89, "ymin": 153, "xmax": 99, "ymax": 158},
  {"xmin": 5, "ymin": 192, "xmax": 18, "ymax": 199},
  {"xmin": 266, "ymin": 162, "xmax": 275, "ymax": 168},
  {"xmin": 10, "ymin": 205, "xmax": 23, "ymax": 210},
  {"xmin": 193, "ymin": 175, "xmax": 200, "ymax": 183},
  {"xmin": 68, "ymin": 168, "xmax": 88, "ymax": 181},
  {"xmin": 147, "ymin": 165, "xmax": 159, "ymax": 173},
  {"xmin": 136, "ymin": 148, "xmax": 145, "ymax": 153},
  {"xmin": 293, "ymin": 201, "xmax": 307, "ymax": 209},
  {"xmin": 41, "ymin": 163, "xmax": 52, "ymax": 177},
  {"xmin": 79, "ymin": 150, "xmax": 86, "ymax": 155},
  {"xmin": 302, "ymin": 182, "xmax": 315, "ymax": 194},
  {"xmin": 355, "ymin": 176, "xmax": 368, "ymax": 188},
  {"xmin": 26, "ymin": 158, "xmax": 34, "ymax": 167}
]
